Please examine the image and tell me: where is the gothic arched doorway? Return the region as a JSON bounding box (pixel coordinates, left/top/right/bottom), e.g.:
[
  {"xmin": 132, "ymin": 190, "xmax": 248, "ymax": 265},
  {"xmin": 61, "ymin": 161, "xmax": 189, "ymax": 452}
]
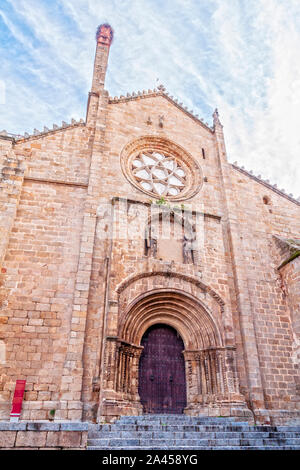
[{"xmin": 138, "ymin": 324, "xmax": 187, "ymax": 414}]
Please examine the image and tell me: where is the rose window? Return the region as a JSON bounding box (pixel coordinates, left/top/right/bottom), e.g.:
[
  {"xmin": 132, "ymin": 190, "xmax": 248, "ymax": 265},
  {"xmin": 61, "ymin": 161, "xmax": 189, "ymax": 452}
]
[
  {"xmin": 132, "ymin": 151, "xmax": 186, "ymax": 197},
  {"xmin": 121, "ymin": 137, "xmax": 203, "ymax": 201}
]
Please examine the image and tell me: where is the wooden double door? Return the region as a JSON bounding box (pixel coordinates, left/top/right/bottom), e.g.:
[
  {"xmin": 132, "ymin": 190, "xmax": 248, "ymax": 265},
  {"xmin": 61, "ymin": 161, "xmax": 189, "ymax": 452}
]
[{"xmin": 138, "ymin": 324, "xmax": 187, "ymax": 414}]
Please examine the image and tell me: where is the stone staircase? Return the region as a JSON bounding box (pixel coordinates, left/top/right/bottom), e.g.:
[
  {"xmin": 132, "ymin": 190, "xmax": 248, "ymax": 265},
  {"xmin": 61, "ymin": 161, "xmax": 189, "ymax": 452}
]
[{"xmin": 87, "ymin": 415, "xmax": 300, "ymax": 450}]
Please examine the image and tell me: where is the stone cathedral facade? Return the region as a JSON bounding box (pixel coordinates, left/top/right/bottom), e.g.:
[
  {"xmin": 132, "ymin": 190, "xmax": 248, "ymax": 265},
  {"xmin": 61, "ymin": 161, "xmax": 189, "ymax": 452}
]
[{"xmin": 0, "ymin": 24, "xmax": 299, "ymax": 425}]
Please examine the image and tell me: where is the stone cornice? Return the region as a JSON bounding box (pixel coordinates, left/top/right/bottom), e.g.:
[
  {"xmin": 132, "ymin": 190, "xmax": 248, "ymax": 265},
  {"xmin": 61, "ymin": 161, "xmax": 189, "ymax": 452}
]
[
  {"xmin": 1, "ymin": 120, "xmax": 85, "ymax": 144},
  {"xmin": 110, "ymin": 195, "xmax": 221, "ymax": 220},
  {"xmin": 24, "ymin": 176, "xmax": 88, "ymax": 188}
]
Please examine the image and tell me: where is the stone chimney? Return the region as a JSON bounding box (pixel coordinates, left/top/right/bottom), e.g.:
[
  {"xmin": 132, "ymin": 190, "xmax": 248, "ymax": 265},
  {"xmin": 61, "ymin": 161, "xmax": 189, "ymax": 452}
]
[
  {"xmin": 91, "ymin": 23, "xmax": 114, "ymax": 93},
  {"xmin": 86, "ymin": 23, "xmax": 114, "ymax": 126}
]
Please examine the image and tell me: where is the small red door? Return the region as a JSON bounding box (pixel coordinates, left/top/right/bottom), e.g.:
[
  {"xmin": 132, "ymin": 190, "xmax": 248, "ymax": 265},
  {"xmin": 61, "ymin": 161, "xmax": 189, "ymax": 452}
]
[{"xmin": 138, "ymin": 324, "xmax": 187, "ymax": 414}]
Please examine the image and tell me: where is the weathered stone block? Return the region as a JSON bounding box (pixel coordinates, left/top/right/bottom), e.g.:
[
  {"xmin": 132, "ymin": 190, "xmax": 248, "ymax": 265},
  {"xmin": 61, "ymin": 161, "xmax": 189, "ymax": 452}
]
[
  {"xmin": 45, "ymin": 431, "xmax": 60, "ymax": 447},
  {"xmin": 58, "ymin": 431, "xmax": 82, "ymax": 448},
  {"xmin": 26, "ymin": 422, "xmax": 60, "ymax": 431},
  {"xmin": 60, "ymin": 422, "xmax": 88, "ymax": 431},
  {"xmin": 0, "ymin": 431, "xmax": 16, "ymax": 447},
  {"xmin": 15, "ymin": 431, "xmax": 47, "ymax": 447}
]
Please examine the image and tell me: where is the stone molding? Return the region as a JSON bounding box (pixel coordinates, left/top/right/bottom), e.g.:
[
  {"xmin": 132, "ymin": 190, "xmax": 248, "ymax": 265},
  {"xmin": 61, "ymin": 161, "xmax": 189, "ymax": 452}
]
[
  {"xmin": 116, "ymin": 270, "xmax": 225, "ymax": 309},
  {"xmin": 118, "ymin": 288, "xmax": 223, "ymax": 350}
]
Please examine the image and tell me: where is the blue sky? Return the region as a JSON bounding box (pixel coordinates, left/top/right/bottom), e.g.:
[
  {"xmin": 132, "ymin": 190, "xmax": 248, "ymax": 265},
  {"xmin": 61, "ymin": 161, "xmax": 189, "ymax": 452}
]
[{"xmin": 0, "ymin": 0, "xmax": 299, "ymax": 197}]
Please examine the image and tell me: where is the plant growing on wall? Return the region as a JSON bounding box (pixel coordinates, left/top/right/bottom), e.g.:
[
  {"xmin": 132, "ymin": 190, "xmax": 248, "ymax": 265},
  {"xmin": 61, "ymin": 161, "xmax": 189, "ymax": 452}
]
[{"xmin": 156, "ymin": 196, "xmax": 167, "ymax": 205}]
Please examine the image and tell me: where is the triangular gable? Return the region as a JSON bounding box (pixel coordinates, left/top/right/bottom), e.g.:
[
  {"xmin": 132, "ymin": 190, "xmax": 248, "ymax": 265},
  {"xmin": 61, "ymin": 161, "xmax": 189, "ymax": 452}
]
[{"xmin": 108, "ymin": 86, "xmax": 214, "ymax": 134}]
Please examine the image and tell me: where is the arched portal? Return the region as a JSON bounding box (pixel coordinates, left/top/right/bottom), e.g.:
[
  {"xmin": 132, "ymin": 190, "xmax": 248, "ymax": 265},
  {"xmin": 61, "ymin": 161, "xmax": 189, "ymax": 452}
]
[
  {"xmin": 100, "ymin": 287, "xmax": 247, "ymax": 421},
  {"xmin": 138, "ymin": 324, "xmax": 187, "ymax": 414}
]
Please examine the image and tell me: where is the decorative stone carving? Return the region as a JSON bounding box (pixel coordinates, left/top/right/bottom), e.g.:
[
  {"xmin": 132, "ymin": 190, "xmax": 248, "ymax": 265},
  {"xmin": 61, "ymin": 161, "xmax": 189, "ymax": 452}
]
[
  {"xmin": 115, "ymin": 342, "xmax": 143, "ymax": 398},
  {"xmin": 213, "ymin": 108, "xmax": 222, "ymax": 127},
  {"xmin": 131, "ymin": 150, "xmax": 186, "ymax": 197},
  {"xmin": 183, "ymin": 235, "xmax": 195, "ymax": 264},
  {"xmin": 184, "ymin": 346, "xmax": 242, "ymax": 411},
  {"xmin": 96, "ymin": 23, "xmax": 114, "ymax": 46}
]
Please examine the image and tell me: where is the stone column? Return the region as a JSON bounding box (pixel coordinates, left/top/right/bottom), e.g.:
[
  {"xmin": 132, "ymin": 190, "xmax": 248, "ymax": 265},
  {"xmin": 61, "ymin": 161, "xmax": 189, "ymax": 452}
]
[
  {"xmin": 98, "ymin": 339, "xmax": 143, "ymax": 421},
  {"xmin": 184, "ymin": 347, "xmax": 248, "ymax": 417},
  {"xmin": 224, "ymin": 346, "xmax": 240, "ymax": 395},
  {"xmin": 102, "ymin": 336, "xmax": 119, "ymax": 391},
  {"xmin": 131, "ymin": 346, "xmax": 143, "ymax": 400},
  {"xmin": 183, "ymin": 350, "xmax": 203, "ymax": 408},
  {"xmin": 116, "ymin": 342, "xmax": 143, "ymax": 399}
]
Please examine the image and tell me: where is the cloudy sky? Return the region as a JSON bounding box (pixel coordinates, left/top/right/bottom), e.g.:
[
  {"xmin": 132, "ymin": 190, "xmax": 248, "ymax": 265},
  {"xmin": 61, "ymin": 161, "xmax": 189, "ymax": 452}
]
[{"xmin": 0, "ymin": 0, "xmax": 299, "ymax": 197}]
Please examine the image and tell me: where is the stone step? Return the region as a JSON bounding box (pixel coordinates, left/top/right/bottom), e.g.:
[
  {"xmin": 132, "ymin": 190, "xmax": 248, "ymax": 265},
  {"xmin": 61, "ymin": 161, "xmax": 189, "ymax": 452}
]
[
  {"xmin": 276, "ymin": 426, "xmax": 300, "ymax": 432},
  {"xmin": 87, "ymin": 416, "xmax": 300, "ymax": 450},
  {"xmin": 89, "ymin": 424, "xmax": 282, "ymax": 433},
  {"xmin": 88, "ymin": 431, "xmax": 300, "ymax": 441},
  {"xmin": 87, "ymin": 437, "xmax": 300, "ymax": 448},
  {"xmin": 117, "ymin": 416, "xmax": 243, "ymax": 425},
  {"xmin": 118, "ymin": 415, "xmax": 244, "ymax": 424}
]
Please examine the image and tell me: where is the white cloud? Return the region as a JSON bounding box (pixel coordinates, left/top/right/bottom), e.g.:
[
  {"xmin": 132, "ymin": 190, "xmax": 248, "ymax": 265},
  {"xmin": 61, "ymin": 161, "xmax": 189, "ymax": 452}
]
[
  {"xmin": 207, "ymin": 0, "xmax": 300, "ymax": 197},
  {"xmin": 0, "ymin": 80, "xmax": 5, "ymax": 105}
]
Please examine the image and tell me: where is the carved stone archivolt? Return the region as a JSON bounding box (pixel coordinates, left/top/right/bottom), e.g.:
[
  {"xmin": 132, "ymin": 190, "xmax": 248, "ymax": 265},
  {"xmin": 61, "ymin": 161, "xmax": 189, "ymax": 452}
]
[
  {"xmin": 120, "ymin": 136, "xmax": 203, "ymax": 201},
  {"xmin": 119, "ymin": 289, "xmax": 222, "ymax": 350}
]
